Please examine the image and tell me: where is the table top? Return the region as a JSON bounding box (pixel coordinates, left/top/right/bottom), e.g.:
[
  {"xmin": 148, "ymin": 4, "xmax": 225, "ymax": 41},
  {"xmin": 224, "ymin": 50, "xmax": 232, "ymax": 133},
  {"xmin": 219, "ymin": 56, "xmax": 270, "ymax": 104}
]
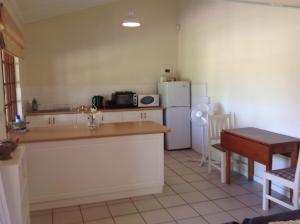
[
  {"xmin": 222, "ymin": 127, "xmax": 300, "ymax": 146},
  {"xmin": 8, "ymin": 121, "xmax": 170, "ymax": 144}
]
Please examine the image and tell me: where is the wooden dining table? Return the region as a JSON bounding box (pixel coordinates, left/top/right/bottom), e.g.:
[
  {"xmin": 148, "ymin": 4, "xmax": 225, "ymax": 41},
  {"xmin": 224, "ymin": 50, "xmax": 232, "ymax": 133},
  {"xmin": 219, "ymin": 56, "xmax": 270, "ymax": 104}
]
[{"xmin": 221, "ymin": 127, "xmax": 300, "ymax": 184}]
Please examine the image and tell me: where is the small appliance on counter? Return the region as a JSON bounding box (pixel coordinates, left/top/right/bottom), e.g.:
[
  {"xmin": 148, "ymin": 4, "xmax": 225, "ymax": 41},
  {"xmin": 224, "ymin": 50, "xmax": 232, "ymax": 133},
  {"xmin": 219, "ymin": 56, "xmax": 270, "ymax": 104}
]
[
  {"xmin": 111, "ymin": 91, "xmax": 137, "ymax": 108},
  {"xmin": 138, "ymin": 94, "xmax": 159, "ymax": 107},
  {"xmin": 92, "ymin": 96, "xmax": 104, "ymax": 109}
]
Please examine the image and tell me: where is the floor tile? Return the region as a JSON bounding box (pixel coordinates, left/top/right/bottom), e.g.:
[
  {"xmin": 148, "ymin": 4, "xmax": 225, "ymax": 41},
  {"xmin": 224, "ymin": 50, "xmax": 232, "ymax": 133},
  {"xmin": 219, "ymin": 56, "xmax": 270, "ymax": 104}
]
[
  {"xmin": 108, "ymin": 202, "xmax": 138, "ymax": 216},
  {"xmin": 235, "ymin": 193, "xmax": 262, "ymax": 206},
  {"xmin": 228, "ymin": 207, "xmax": 259, "ymax": 222},
  {"xmin": 181, "ymin": 173, "xmax": 204, "ymax": 182},
  {"xmin": 165, "ymin": 168, "xmax": 178, "ymax": 177},
  {"xmin": 134, "ymin": 198, "xmax": 163, "ymax": 212},
  {"xmin": 165, "ymin": 175, "xmax": 186, "ymax": 185},
  {"xmin": 53, "ymin": 209, "xmax": 82, "ymax": 224},
  {"xmin": 31, "ymin": 209, "xmax": 52, "ymax": 216},
  {"xmin": 158, "ymin": 195, "xmax": 187, "ymax": 208},
  {"xmin": 141, "ymin": 209, "xmax": 174, "ymax": 224},
  {"xmin": 155, "ymin": 185, "xmax": 177, "ymax": 198},
  {"xmin": 171, "ymin": 166, "xmax": 195, "ymax": 175},
  {"xmin": 177, "ymin": 216, "xmax": 208, "ymax": 224},
  {"xmin": 131, "ymin": 194, "xmax": 155, "ymax": 201},
  {"xmin": 201, "ymin": 187, "xmax": 230, "ymax": 200},
  {"xmin": 252, "ymin": 204, "xmax": 284, "ymax": 216},
  {"xmin": 86, "ymin": 218, "xmax": 115, "ymax": 224},
  {"xmin": 80, "ymin": 201, "xmax": 106, "ymax": 209},
  {"xmin": 241, "ymin": 182, "xmax": 263, "ymax": 193},
  {"xmin": 191, "ymin": 181, "xmax": 215, "ymax": 191},
  {"xmin": 170, "ymin": 183, "xmax": 197, "ymax": 194},
  {"xmin": 213, "ymin": 197, "xmax": 246, "ymax": 211},
  {"xmin": 81, "ymin": 205, "xmax": 111, "ymax": 221},
  {"xmin": 180, "ymin": 191, "xmax": 209, "ymax": 204},
  {"xmin": 220, "ymin": 184, "xmax": 250, "ymax": 196},
  {"xmin": 191, "ymin": 201, "xmax": 222, "ymax": 215},
  {"xmin": 167, "ymin": 205, "xmax": 199, "ymax": 220},
  {"xmin": 54, "ymin": 205, "xmax": 80, "ymax": 213},
  {"xmin": 114, "ymin": 213, "xmax": 146, "ymax": 224},
  {"xmin": 203, "ymin": 211, "xmax": 236, "ymax": 224},
  {"xmin": 31, "ymin": 213, "xmax": 52, "ymax": 224},
  {"xmin": 107, "ymin": 198, "xmax": 131, "ymax": 205}
]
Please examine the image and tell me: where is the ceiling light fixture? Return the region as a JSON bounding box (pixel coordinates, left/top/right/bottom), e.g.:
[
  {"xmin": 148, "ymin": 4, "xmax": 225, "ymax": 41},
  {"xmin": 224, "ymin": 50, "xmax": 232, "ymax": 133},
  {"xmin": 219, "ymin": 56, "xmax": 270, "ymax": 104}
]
[{"xmin": 122, "ymin": 12, "xmax": 141, "ymax": 28}]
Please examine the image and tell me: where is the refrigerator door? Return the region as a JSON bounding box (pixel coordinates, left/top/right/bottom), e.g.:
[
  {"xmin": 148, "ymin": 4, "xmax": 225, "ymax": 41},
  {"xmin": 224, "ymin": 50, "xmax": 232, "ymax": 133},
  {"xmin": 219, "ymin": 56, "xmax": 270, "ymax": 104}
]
[
  {"xmin": 165, "ymin": 107, "xmax": 191, "ymax": 150},
  {"xmin": 158, "ymin": 81, "xmax": 190, "ymax": 108}
]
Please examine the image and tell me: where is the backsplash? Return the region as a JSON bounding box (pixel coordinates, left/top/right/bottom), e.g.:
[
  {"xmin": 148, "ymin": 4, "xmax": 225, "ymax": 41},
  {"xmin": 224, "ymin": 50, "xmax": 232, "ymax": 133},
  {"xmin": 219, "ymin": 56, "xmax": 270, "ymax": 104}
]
[{"xmin": 22, "ymin": 84, "xmax": 157, "ymax": 111}]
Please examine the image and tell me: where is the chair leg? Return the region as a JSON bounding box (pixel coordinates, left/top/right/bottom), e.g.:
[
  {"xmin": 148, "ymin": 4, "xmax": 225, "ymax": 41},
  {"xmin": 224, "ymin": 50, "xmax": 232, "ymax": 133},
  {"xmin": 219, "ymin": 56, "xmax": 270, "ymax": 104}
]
[
  {"xmin": 221, "ymin": 152, "xmax": 226, "ymax": 184},
  {"xmin": 208, "ymin": 148, "xmax": 212, "ymax": 173},
  {"xmin": 292, "ymin": 187, "xmax": 299, "ymax": 210},
  {"xmin": 263, "ymin": 177, "xmax": 270, "ymax": 211}
]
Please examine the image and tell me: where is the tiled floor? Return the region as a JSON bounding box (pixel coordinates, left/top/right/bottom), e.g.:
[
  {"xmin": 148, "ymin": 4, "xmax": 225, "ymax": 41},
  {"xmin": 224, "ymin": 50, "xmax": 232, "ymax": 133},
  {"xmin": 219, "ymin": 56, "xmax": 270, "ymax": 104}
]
[{"xmin": 31, "ymin": 149, "xmax": 289, "ymax": 224}]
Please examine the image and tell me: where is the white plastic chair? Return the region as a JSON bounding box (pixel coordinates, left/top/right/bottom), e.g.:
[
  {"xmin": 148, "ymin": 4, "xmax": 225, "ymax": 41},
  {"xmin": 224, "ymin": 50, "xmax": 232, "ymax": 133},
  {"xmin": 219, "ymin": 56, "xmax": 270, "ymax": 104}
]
[
  {"xmin": 207, "ymin": 113, "xmax": 233, "ymax": 183},
  {"xmin": 263, "ymin": 151, "xmax": 300, "ymax": 210}
]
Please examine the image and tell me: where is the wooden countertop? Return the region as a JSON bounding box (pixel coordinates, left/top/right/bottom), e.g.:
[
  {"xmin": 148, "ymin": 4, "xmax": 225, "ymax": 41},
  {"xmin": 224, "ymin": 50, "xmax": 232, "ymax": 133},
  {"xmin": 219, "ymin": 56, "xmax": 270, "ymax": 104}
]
[
  {"xmin": 8, "ymin": 121, "xmax": 169, "ymax": 144},
  {"xmin": 26, "ymin": 107, "xmax": 162, "ymax": 116}
]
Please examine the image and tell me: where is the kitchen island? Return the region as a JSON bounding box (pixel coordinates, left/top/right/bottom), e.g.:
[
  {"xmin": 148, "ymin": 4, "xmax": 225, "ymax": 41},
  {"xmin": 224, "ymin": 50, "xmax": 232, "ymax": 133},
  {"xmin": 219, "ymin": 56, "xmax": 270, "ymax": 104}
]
[{"xmin": 9, "ymin": 121, "xmax": 169, "ymax": 210}]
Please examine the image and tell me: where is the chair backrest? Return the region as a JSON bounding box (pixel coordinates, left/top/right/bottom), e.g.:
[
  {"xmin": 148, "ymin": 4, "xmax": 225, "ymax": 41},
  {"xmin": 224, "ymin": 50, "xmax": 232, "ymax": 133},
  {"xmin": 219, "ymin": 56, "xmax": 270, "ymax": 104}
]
[{"xmin": 208, "ymin": 113, "xmax": 233, "ymax": 144}]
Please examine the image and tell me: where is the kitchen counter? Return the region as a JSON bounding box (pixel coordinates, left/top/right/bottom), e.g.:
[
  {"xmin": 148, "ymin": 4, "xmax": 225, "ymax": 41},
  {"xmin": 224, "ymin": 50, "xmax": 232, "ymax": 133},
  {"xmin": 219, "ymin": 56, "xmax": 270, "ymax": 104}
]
[
  {"xmin": 16, "ymin": 121, "xmax": 167, "ymax": 210},
  {"xmin": 8, "ymin": 121, "xmax": 169, "ymax": 144},
  {"xmin": 26, "ymin": 107, "xmax": 162, "ymax": 116}
]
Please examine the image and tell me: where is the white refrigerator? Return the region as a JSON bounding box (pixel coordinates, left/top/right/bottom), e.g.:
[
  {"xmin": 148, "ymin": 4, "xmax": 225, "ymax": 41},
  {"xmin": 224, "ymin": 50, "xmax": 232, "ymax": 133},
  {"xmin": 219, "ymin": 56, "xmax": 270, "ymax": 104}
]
[{"xmin": 158, "ymin": 81, "xmax": 191, "ymax": 150}]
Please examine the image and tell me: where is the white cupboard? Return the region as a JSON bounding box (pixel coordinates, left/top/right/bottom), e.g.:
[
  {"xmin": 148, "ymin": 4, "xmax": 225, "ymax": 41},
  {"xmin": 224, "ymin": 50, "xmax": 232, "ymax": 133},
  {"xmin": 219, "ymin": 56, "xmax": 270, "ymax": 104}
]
[
  {"xmin": 123, "ymin": 110, "xmax": 162, "ymax": 124},
  {"xmin": 26, "ymin": 109, "xmax": 162, "ymax": 127},
  {"xmin": 0, "ymin": 146, "xmax": 29, "ymax": 224},
  {"xmin": 100, "ymin": 112, "xmax": 123, "ymax": 124}
]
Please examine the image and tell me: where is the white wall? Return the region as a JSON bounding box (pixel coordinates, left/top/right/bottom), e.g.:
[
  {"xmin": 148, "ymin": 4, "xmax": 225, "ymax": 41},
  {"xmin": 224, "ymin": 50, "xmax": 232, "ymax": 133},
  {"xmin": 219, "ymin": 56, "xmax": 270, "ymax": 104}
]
[
  {"xmin": 178, "ymin": 0, "xmax": 300, "ymax": 181},
  {"xmin": 22, "ymin": 0, "xmax": 178, "ymax": 107}
]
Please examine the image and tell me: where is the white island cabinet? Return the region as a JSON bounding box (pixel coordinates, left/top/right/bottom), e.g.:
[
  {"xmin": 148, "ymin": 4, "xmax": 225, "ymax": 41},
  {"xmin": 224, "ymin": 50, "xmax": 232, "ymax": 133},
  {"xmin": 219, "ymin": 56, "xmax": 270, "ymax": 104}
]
[
  {"xmin": 9, "ymin": 121, "xmax": 168, "ymax": 211},
  {"xmin": 0, "ymin": 146, "xmax": 29, "ymax": 224}
]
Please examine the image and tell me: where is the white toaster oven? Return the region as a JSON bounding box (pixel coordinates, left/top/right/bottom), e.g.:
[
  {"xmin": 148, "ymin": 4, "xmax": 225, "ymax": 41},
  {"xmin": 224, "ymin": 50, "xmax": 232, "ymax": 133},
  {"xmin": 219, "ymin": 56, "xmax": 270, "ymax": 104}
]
[{"xmin": 138, "ymin": 94, "xmax": 160, "ymax": 107}]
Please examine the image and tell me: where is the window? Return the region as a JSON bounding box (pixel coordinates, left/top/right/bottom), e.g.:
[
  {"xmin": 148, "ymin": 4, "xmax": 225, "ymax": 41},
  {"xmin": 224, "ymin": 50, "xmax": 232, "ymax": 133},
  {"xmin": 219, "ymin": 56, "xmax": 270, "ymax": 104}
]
[{"xmin": 1, "ymin": 50, "xmax": 20, "ymax": 125}]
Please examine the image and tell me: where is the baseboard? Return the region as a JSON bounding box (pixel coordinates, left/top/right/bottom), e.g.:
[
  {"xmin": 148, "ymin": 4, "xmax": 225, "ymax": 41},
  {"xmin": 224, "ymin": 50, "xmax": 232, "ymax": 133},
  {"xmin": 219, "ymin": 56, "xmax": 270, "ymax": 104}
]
[{"xmin": 30, "ymin": 185, "xmax": 163, "ymax": 211}]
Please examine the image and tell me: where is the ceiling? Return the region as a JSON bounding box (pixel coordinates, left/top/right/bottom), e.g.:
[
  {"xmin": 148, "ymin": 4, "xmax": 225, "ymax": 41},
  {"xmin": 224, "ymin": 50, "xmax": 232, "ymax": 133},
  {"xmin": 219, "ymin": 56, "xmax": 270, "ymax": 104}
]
[{"xmin": 12, "ymin": 0, "xmax": 118, "ymax": 23}]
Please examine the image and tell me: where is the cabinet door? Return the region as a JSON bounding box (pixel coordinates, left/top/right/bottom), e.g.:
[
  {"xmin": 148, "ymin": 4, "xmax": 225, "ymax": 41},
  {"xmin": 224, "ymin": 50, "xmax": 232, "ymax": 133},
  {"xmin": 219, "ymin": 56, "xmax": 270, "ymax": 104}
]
[
  {"xmin": 143, "ymin": 110, "xmax": 163, "ymax": 124},
  {"xmin": 101, "ymin": 112, "xmax": 123, "ymax": 123},
  {"xmin": 26, "ymin": 115, "xmax": 51, "ymax": 128},
  {"xmin": 53, "ymin": 114, "xmax": 77, "ymax": 126},
  {"xmin": 122, "ymin": 111, "xmax": 143, "ymax": 122}
]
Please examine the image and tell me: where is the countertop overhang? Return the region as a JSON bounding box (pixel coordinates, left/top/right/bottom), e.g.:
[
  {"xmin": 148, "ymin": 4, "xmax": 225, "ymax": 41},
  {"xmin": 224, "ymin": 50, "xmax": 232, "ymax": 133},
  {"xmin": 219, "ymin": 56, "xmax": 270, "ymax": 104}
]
[{"xmin": 8, "ymin": 121, "xmax": 170, "ymax": 144}]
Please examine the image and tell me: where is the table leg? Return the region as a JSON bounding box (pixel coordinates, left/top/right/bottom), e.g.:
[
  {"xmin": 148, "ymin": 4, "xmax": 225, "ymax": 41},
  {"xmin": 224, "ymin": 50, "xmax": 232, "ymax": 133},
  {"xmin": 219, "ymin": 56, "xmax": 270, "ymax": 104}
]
[
  {"xmin": 266, "ymin": 162, "xmax": 272, "ymax": 208},
  {"xmin": 248, "ymin": 159, "xmax": 254, "ymax": 181},
  {"xmin": 226, "ymin": 151, "xmax": 231, "ymax": 184},
  {"xmin": 290, "ymin": 149, "xmax": 298, "ymax": 168},
  {"xmin": 290, "ymin": 148, "xmax": 298, "ymax": 202}
]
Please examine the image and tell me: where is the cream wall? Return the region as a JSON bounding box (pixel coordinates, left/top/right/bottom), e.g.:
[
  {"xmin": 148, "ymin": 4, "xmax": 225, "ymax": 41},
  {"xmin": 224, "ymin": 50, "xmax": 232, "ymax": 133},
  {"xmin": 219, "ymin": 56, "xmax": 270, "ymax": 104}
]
[
  {"xmin": 22, "ymin": 0, "xmax": 178, "ymax": 106},
  {"xmin": 178, "ymin": 0, "xmax": 300, "ymax": 182}
]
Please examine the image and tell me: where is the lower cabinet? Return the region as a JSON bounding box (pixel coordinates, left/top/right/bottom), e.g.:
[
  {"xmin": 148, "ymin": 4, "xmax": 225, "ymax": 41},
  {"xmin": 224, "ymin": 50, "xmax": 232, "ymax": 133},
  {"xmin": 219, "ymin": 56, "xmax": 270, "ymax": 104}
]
[
  {"xmin": 26, "ymin": 109, "xmax": 163, "ymax": 127},
  {"xmin": 0, "ymin": 146, "xmax": 29, "ymax": 224},
  {"xmin": 123, "ymin": 110, "xmax": 162, "ymax": 124}
]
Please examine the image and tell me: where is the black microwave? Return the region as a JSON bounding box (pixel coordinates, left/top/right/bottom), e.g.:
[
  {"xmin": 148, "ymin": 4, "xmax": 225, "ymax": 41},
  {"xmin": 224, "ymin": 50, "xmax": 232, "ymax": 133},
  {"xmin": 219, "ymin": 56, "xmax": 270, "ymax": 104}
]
[{"xmin": 112, "ymin": 91, "xmax": 138, "ymax": 108}]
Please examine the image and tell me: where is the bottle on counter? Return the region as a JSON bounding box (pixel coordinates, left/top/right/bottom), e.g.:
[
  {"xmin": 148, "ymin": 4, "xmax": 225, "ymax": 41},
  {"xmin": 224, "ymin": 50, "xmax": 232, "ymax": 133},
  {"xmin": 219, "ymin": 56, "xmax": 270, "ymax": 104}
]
[{"xmin": 32, "ymin": 98, "xmax": 38, "ymax": 111}]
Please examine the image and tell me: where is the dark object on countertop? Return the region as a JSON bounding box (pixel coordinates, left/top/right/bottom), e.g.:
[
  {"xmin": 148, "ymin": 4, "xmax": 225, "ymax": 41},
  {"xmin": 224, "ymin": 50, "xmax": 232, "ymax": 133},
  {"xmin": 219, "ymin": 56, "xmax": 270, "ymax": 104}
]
[
  {"xmin": 92, "ymin": 96, "xmax": 104, "ymax": 109},
  {"xmin": 224, "ymin": 209, "xmax": 300, "ymax": 224},
  {"xmin": 32, "ymin": 98, "xmax": 38, "ymax": 111},
  {"xmin": 0, "ymin": 140, "xmax": 17, "ymax": 160},
  {"xmin": 111, "ymin": 91, "xmax": 137, "ymax": 108}
]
